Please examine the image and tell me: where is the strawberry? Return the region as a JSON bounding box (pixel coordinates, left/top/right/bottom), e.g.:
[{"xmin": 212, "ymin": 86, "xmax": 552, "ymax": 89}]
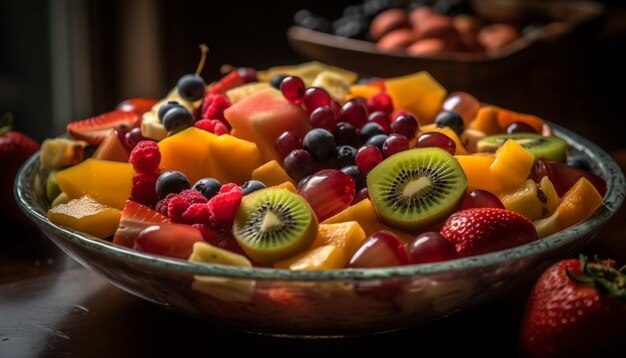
[
  {"xmin": 519, "ymin": 255, "xmax": 626, "ymax": 357},
  {"xmin": 113, "ymin": 200, "xmax": 170, "ymax": 248},
  {"xmin": 440, "ymin": 208, "xmax": 538, "ymax": 257},
  {"xmin": 116, "ymin": 97, "xmax": 158, "ymax": 117},
  {"xmin": 67, "ymin": 110, "xmax": 139, "ymax": 146},
  {"xmin": 0, "ymin": 113, "xmax": 40, "ymax": 225},
  {"xmin": 208, "ymin": 70, "xmax": 245, "ymax": 95}
]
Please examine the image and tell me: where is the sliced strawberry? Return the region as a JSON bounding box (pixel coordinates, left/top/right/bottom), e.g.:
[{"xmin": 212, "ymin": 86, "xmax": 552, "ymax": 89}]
[
  {"xmin": 116, "ymin": 98, "xmax": 158, "ymax": 117},
  {"xmin": 208, "ymin": 70, "xmax": 245, "ymax": 95},
  {"xmin": 113, "ymin": 200, "xmax": 170, "ymax": 248},
  {"xmin": 67, "ymin": 111, "xmax": 139, "ymax": 146},
  {"xmin": 440, "ymin": 208, "xmax": 538, "ymax": 257}
]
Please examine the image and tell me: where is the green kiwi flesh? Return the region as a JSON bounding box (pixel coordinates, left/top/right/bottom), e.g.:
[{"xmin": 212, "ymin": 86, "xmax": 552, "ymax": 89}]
[
  {"xmin": 233, "ymin": 187, "xmax": 318, "ymax": 264},
  {"xmin": 366, "ymin": 147, "xmax": 467, "ymax": 232},
  {"xmin": 477, "ymin": 133, "xmax": 567, "ymax": 162}
]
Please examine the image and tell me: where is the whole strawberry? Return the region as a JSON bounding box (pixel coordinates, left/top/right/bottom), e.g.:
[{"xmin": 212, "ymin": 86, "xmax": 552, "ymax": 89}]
[
  {"xmin": 440, "ymin": 208, "xmax": 538, "ymax": 257},
  {"xmin": 519, "ymin": 256, "xmax": 626, "ymax": 357},
  {"xmin": 0, "ymin": 113, "xmax": 40, "ymax": 224}
]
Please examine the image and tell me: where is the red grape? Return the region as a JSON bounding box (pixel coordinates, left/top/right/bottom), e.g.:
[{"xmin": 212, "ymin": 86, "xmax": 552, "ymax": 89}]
[
  {"xmin": 298, "ymin": 169, "xmax": 355, "ymax": 221},
  {"xmin": 355, "ymin": 145, "xmax": 383, "ymax": 175},
  {"xmin": 443, "ymin": 91, "xmax": 480, "ymax": 124},
  {"xmin": 461, "ymin": 190, "xmax": 505, "ymax": 210},
  {"xmin": 408, "ymin": 232, "xmax": 457, "ymax": 264},
  {"xmin": 368, "ymin": 111, "xmax": 391, "ymax": 133},
  {"xmin": 303, "ymin": 87, "xmax": 331, "ymax": 113},
  {"xmin": 340, "ymin": 100, "xmax": 368, "ymax": 129},
  {"xmin": 416, "ymin": 132, "xmax": 456, "ymax": 155},
  {"xmin": 352, "ymin": 187, "xmax": 369, "ymax": 205},
  {"xmin": 275, "ymin": 131, "xmax": 303, "ymax": 158},
  {"xmin": 134, "ymin": 223, "xmax": 204, "ymax": 259},
  {"xmin": 309, "ymin": 106, "xmax": 337, "ymax": 131},
  {"xmin": 382, "ymin": 134, "xmax": 409, "ymax": 158},
  {"xmin": 280, "ymin": 76, "xmax": 305, "ymax": 104},
  {"xmin": 348, "ymin": 231, "xmax": 410, "ymax": 268},
  {"xmin": 283, "ymin": 149, "xmax": 317, "ymax": 182},
  {"xmin": 506, "ymin": 121, "xmax": 537, "ymax": 134},
  {"xmin": 391, "ymin": 114, "xmax": 418, "ymax": 139}
]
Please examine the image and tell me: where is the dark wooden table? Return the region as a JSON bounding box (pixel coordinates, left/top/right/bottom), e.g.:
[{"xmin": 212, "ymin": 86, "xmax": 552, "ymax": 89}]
[{"xmin": 1, "ymin": 152, "xmax": 624, "ymax": 358}]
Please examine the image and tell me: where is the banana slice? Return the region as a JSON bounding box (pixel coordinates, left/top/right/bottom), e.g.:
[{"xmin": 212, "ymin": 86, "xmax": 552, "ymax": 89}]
[
  {"xmin": 312, "ymin": 70, "xmax": 351, "ymax": 102},
  {"xmin": 258, "ymin": 61, "xmax": 358, "ymax": 87},
  {"xmin": 140, "ymin": 87, "xmax": 202, "ymax": 141}
]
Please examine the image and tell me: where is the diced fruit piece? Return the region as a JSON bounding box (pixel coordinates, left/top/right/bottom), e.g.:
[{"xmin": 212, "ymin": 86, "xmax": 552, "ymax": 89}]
[
  {"xmin": 298, "ymin": 169, "xmax": 355, "ymax": 222},
  {"xmin": 55, "ymin": 158, "xmax": 134, "ymax": 209},
  {"xmin": 322, "ymin": 198, "xmax": 415, "ymax": 243},
  {"xmin": 348, "ymin": 231, "xmax": 410, "ymax": 268},
  {"xmin": 51, "ymin": 192, "xmax": 71, "ymax": 207},
  {"xmin": 534, "ymin": 159, "xmax": 607, "ymax": 197},
  {"xmin": 499, "ymin": 178, "xmax": 560, "ymax": 222},
  {"xmin": 257, "ymin": 61, "xmax": 358, "ymax": 87},
  {"xmin": 385, "ymin": 71, "xmax": 447, "ymax": 124},
  {"xmin": 40, "ymin": 138, "xmax": 89, "ymax": 170},
  {"xmin": 67, "ymin": 111, "xmax": 139, "ymax": 146},
  {"xmin": 274, "ymin": 245, "xmax": 345, "ymax": 270},
  {"xmin": 251, "ymin": 160, "xmax": 294, "ymax": 187},
  {"xmin": 233, "ymin": 188, "xmax": 318, "ymax": 264},
  {"xmin": 408, "ymin": 232, "xmax": 457, "ymax": 264},
  {"xmin": 208, "ymin": 134, "xmax": 263, "ymax": 184},
  {"xmin": 113, "ymin": 200, "xmax": 170, "ymax": 248},
  {"xmin": 455, "ymin": 154, "xmax": 503, "ymax": 194},
  {"xmin": 367, "ymin": 148, "xmax": 467, "ymax": 231},
  {"xmin": 441, "ymin": 208, "xmax": 538, "ymax": 257},
  {"xmin": 495, "ymin": 107, "xmax": 544, "ymax": 134},
  {"xmin": 490, "ymin": 139, "xmax": 535, "ymax": 192},
  {"xmin": 224, "ymin": 91, "xmax": 310, "ymax": 162},
  {"xmin": 189, "ymin": 241, "xmax": 252, "ymax": 267},
  {"xmin": 533, "ymin": 178, "xmax": 604, "ymax": 238},
  {"xmin": 467, "ymin": 106, "xmax": 501, "ymax": 135},
  {"xmin": 134, "ymin": 223, "xmax": 204, "ymax": 259},
  {"xmin": 461, "ymin": 189, "xmax": 504, "ymax": 210},
  {"xmin": 48, "ymin": 195, "xmax": 121, "ymax": 239},
  {"xmin": 116, "ymin": 98, "xmax": 158, "ymax": 116},
  {"xmin": 311, "ymin": 70, "xmax": 351, "ymax": 102},
  {"xmin": 46, "ymin": 171, "xmax": 61, "ymax": 203},
  {"xmin": 348, "ymin": 84, "xmax": 382, "ymax": 101},
  {"xmin": 312, "ymin": 222, "xmax": 367, "ymax": 259},
  {"xmin": 273, "ymin": 181, "xmax": 298, "ymax": 193},
  {"xmin": 477, "ymin": 133, "xmax": 567, "ymax": 163},
  {"xmin": 141, "ymin": 87, "xmax": 200, "ymax": 141},
  {"xmin": 92, "ymin": 132, "xmax": 129, "ymax": 162},
  {"xmin": 226, "ymin": 82, "xmax": 279, "ymax": 104}
]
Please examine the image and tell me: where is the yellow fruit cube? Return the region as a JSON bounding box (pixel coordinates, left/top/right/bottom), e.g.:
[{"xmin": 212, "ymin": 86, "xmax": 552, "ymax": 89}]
[
  {"xmin": 490, "ymin": 140, "xmax": 535, "ymax": 192},
  {"xmin": 48, "ymin": 195, "xmax": 121, "ymax": 238},
  {"xmin": 455, "ymin": 154, "xmax": 504, "ymax": 194},
  {"xmin": 386, "ymin": 72, "xmax": 446, "ymax": 124},
  {"xmin": 251, "ymin": 160, "xmax": 294, "ymax": 187},
  {"xmin": 208, "ymin": 134, "xmax": 263, "ymax": 184},
  {"xmin": 158, "ymin": 127, "xmax": 217, "ymax": 185},
  {"xmin": 312, "ymin": 222, "xmax": 367, "ymax": 260},
  {"xmin": 467, "ymin": 106, "xmax": 501, "ymax": 135},
  {"xmin": 274, "ymin": 245, "xmax": 346, "ymax": 270}
]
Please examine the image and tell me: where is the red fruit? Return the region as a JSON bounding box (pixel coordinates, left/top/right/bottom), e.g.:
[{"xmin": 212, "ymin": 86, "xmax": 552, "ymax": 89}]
[
  {"xmin": 192, "ymin": 223, "xmax": 220, "ymax": 246},
  {"xmin": 201, "ymin": 93, "xmax": 231, "ymax": 124},
  {"xmin": 348, "ymin": 231, "xmax": 410, "ymax": 268},
  {"xmin": 116, "ymin": 98, "xmax": 158, "ymax": 117},
  {"xmin": 340, "ymin": 100, "xmax": 368, "ymax": 130},
  {"xmin": 416, "ymin": 131, "xmax": 456, "ymax": 155},
  {"xmin": 195, "ymin": 119, "xmax": 229, "ymax": 135},
  {"xmin": 519, "ymin": 256, "xmax": 626, "ymax": 357},
  {"xmin": 408, "ymin": 232, "xmax": 457, "ymax": 264},
  {"xmin": 67, "ymin": 111, "xmax": 139, "ymax": 146},
  {"xmin": 134, "ymin": 223, "xmax": 205, "ymax": 259},
  {"xmin": 182, "ymin": 203, "xmax": 213, "ymax": 225},
  {"xmin": 460, "ymin": 189, "xmax": 504, "ymax": 210},
  {"xmin": 355, "ymin": 145, "xmax": 383, "ymax": 175},
  {"xmin": 534, "ymin": 159, "xmax": 606, "ymax": 197},
  {"xmin": 367, "ymin": 92, "xmax": 394, "ymax": 114},
  {"xmin": 208, "ymin": 70, "xmax": 245, "ymax": 95},
  {"xmin": 167, "ymin": 195, "xmax": 191, "ymax": 223},
  {"xmin": 275, "ymin": 131, "xmax": 303, "ymax": 158},
  {"xmin": 207, "ymin": 183, "xmax": 243, "ymax": 222},
  {"xmin": 129, "ymin": 141, "xmax": 161, "ymax": 174},
  {"xmin": 130, "ymin": 172, "xmax": 160, "ymax": 207},
  {"xmin": 113, "ymin": 200, "xmax": 170, "ymax": 248},
  {"xmin": 440, "ymin": 208, "xmax": 538, "ymax": 257},
  {"xmin": 298, "ymin": 169, "xmax": 355, "ymax": 222},
  {"xmin": 0, "ymin": 118, "xmax": 40, "ymax": 225},
  {"xmin": 280, "ymin": 76, "xmax": 306, "ymax": 104},
  {"xmin": 302, "ymin": 87, "xmax": 332, "ymax": 114}
]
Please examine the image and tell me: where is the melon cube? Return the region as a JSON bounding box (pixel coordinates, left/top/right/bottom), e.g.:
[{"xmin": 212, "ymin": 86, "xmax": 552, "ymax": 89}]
[{"xmin": 386, "ymin": 72, "xmax": 446, "ymax": 124}]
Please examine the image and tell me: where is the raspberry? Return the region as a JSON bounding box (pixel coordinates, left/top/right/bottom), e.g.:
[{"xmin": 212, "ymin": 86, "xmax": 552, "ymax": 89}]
[
  {"xmin": 182, "ymin": 203, "xmax": 213, "ymax": 225},
  {"xmin": 130, "ymin": 172, "xmax": 159, "ymax": 206},
  {"xmin": 178, "ymin": 189, "xmax": 208, "ymax": 205},
  {"xmin": 192, "ymin": 223, "xmax": 220, "ymax": 246},
  {"xmin": 201, "ymin": 93, "xmax": 231, "ymax": 123},
  {"xmin": 195, "ymin": 119, "xmax": 229, "ymax": 135},
  {"xmin": 207, "ymin": 183, "xmax": 243, "ymax": 222},
  {"xmin": 129, "ymin": 140, "xmax": 161, "ymax": 174},
  {"xmin": 155, "ymin": 193, "xmax": 176, "ymax": 216},
  {"xmin": 167, "ymin": 195, "xmax": 190, "ymax": 223},
  {"xmin": 368, "ymin": 92, "xmax": 393, "ymax": 115}
]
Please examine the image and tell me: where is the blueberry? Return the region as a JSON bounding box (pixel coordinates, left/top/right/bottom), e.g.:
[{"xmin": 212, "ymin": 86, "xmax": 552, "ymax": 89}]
[
  {"xmin": 193, "ymin": 178, "xmax": 222, "ymax": 200},
  {"xmin": 435, "ymin": 111, "xmax": 465, "ymax": 136},
  {"xmin": 335, "ymin": 145, "xmax": 357, "ymax": 168},
  {"xmin": 303, "ymin": 128, "xmax": 337, "ymax": 162},
  {"xmin": 157, "ymin": 101, "xmax": 182, "ymax": 122},
  {"xmin": 162, "ymin": 107, "xmax": 194, "ymax": 133},
  {"xmin": 333, "ymin": 122, "xmax": 360, "ymax": 147},
  {"xmin": 365, "ymin": 134, "xmax": 389, "ymax": 151},
  {"xmin": 177, "ymin": 74, "xmax": 206, "ymax": 102},
  {"xmin": 241, "ymin": 180, "xmax": 267, "ymax": 196},
  {"xmin": 341, "ymin": 165, "xmax": 366, "ymax": 190},
  {"xmin": 270, "ymin": 74, "xmax": 288, "ymax": 89},
  {"xmin": 360, "ymin": 122, "xmax": 386, "ymax": 142},
  {"xmin": 567, "ymin": 156, "xmax": 592, "ymax": 171},
  {"xmin": 156, "ymin": 171, "xmax": 191, "ymax": 199}
]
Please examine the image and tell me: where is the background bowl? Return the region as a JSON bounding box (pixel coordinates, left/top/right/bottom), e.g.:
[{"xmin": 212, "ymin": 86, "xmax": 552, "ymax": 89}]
[{"xmin": 15, "ymin": 122, "xmax": 625, "ymax": 337}]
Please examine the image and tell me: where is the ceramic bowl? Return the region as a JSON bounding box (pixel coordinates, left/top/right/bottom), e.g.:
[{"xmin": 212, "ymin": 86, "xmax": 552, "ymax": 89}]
[{"xmin": 15, "ymin": 122, "xmax": 625, "ymax": 337}]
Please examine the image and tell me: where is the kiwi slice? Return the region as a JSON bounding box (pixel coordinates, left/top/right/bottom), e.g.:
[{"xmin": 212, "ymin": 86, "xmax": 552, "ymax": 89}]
[
  {"xmin": 233, "ymin": 188, "xmax": 318, "ymax": 265},
  {"xmin": 367, "ymin": 148, "xmax": 467, "ymax": 232},
  {"xmin": 477, "ymin": 133, "xmax": 567, "ymax": 162}
]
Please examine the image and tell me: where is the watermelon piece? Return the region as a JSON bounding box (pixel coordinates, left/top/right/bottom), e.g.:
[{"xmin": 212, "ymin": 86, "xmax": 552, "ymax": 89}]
[
  {"xmin": 67, "ymin": 111, "xmax": 139, "ymax": 146},
  {"xmin": 113, "ymin": 200, "xmax": 170, "ymax": 248}
]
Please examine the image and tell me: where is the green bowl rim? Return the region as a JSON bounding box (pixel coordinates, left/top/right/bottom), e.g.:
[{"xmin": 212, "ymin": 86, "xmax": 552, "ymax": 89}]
[{"xmin": 15, "ymin": 122, "xmax": 625, "ymax": 281}]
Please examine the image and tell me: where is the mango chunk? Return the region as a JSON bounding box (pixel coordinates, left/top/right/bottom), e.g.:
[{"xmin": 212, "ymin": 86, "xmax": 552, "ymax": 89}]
[
  {"xmin": 274, "ymin": 245, "xmax": 346, "ymax": 270},
  {"xmin": 55, "ymin": 158, "xmax": 134, "ymax": 209},
  {"xmin": 312, "ymin": 222, "xmax": 367, "ymax": 259},
  {"xmin": 468, "ymin": 106, "xmax": 501, "ymax": 135},
  {"xmin": 455, "ymin": 154, "xmax": 504, "ymax": 194},
  {"xmin": 48, "ymin": 195, "xmax": 121, "ymax": 238},
  {"xmin": 251, "ymin": 160, "xmax": 294, "ymax": 187},
  {"xmin": 386, "ymin": 72, "xmax": 446, "ymax": 124},
  {"xmin": 490, "ymin": 140, "xmax": 535, "ymax": 192}
]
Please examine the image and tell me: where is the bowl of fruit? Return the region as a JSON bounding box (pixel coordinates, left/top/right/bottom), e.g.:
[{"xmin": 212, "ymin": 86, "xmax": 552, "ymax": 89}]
[{"xmin": 15, "ymin": 57, "xmax": 624, "ymax": 336}]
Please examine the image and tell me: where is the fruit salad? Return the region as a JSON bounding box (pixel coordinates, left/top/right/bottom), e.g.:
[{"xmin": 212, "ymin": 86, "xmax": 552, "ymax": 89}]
[{"xmin": 39, "ymin": 50, "xmax": 607, "ymax": 272}]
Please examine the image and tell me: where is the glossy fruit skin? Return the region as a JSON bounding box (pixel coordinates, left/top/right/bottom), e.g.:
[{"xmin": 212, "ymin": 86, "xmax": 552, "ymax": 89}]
[
  {"xmin": 352, "ymin": 187, "xmax": 369, "ymax": 205},
  {"xmin": 334, "ymin": 145, "xmax": 357, "ymax": 168},
  {"xmin": 124, "ymin": 127, "xmax": 151, "ymax": 150},
  {"xmin": 534, "ymin": 159, "xmax": 606, "ymax": 197},
  {"xmin": 443, "ymin": 91, "xmax": 480, "ymax": 124},
  {"xmin": 275, "ymin": 131, "xmax": 303, "ymax": 158},
  {"xmin": 298, "ymin": 169, "xmax": 355, "ymax": 222},
  {"xmin": 270, "ymin": 74, "xmax": 288, "ymax": 89},
  {"xmin": 303, "ymin": 87, "xmax": 331, "ymax": 113},
  {"xmin": 192, "ymin": 178, "xmax": 222, "ymax": 200},
  {"xmin": 460, "ymin": 189, "xmax": 504, "ymax": 210},
  {"xmin": 116, "ymin": 98, "xmax": 158, "ymax": 116},
  {"xmin": 240, "ymin": 180, "xmax": 267, "ymax": 195},
  {"xmin": 333, "ymin": 122, "xmax": 360, "ymax": 147},
  {"xmin": 162, "ymin": 107, "xmax": 194, "ymax": 133},
  {"xmin": 440, "ymin": 208, "xmax": 538, "ymax": 257},
  {"xmin": 134, "ymin": 223, "xmax": 204, "ymax": 259},
  {"xmin": 283, "ymin": 149, "xmax": 317, "ymax": 183},
  {"xmin": 416, "ymin": 131, "xmax": 456, "ymax": 155},
  {"xmin": 155, "ymin": 171, "xmax": 191, "ymax": 199},
  {"xmin": 341, "ymin": 165, "xmax": 366, "ymax": 190},
  {"xmin": 435, "ymin": 110, "xmax": 464, "ymax": 136},
  {"xmin": 340, "ymin": 100, "xmax": 368, "ymax": 129},
  {"xmin": 408, "ymin": 232, "xmax": 457, "ymax": 264},
  {"xmin": 359, "ymin": 122, "xmax": 385, "ymax": 142},
  {"xmin": 237, "ymin": 67, "xmax": 257, "ymax": 83},
  {"xmin": 303, "ymin": 128, "xmax": 337, "ymax": 162},
  {"xmin": 158, "ymin": 101, "xmax": 183, "ymax": 121},
  {"xmin": 355, "ymin": 145, "xmax": 383, "ymax": 175},
  {"xmin": 382, "ymin": 133, "xmax": 409, "ymax": 158},
  {"xmin": 280, "ymin": 76, "xmax": 306, "ymax": 104},
  {"xmin": 348, "ymin": 231, "xmax": 410, "ymax": 268},
  {"xmin": 177, "ymin": 74, "xmax": 206, "ymax": 102},
  {"xmin": 309, "ymin": 106, "xmax": 337, "ymax": 132},
  {"xmin": 67, "ymin": 111, "xmax": 139, "ymax": 146},
  {"xmin": 519, "ymin": 258, "xmax": 626, "ymax": 357},
  {"xmin": 365, "ymin": 134, "xmax": 389, "ymax": 151},
  {"xmin": 368, "ymin": 111, "xmax": 392, "ymax": 133},
  {"xmin": 391, "ymin": 114, "xmax": 418, "ymax": 139},
  {"xmin": 506, "ymin": 121, "xmax": 536, "ymax": 134}
]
